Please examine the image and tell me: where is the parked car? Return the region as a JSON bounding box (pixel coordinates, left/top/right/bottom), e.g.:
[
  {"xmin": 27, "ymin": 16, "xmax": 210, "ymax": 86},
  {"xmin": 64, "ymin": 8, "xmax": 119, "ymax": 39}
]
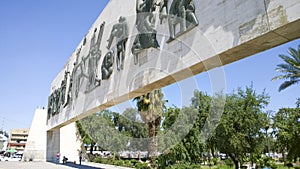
[
  {"xmin": 4, "ymin": 156, "xmax": 21, "ymax": 161},
  {"xmin": 218, "ymin": 153, "xmax": 227, "ymax": 160},
  {"xmin": 3, "ymin": 153, "xmax": 22, "ymax": 161}
]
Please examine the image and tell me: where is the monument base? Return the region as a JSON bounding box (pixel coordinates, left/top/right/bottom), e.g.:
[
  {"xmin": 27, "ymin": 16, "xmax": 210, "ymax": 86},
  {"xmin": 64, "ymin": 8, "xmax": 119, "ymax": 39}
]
[{"xmin": 23, "ymin": 108, "xmax": 47, "ymax": 162}]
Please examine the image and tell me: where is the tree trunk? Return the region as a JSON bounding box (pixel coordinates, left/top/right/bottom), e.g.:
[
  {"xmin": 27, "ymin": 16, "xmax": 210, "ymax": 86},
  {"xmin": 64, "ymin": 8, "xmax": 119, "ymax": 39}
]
[
  {"xmin": 229, "ymin": 154, "xmax": 239, "ymax": 169},
  {"xmin": 250, "ymin": 153, "xmax": 254, "ymax": 167},
  {"xmin": 90, "ymin": 143, "xmax": 94, "ymax": 155},
  {"xmin": 233, "ymin": 159, "xmax": 239, "ymax": 169},
  {"xmin": 282, "ymin": 149, "xmax": 285, "ymax": 162},
  {"xmin": 148, "ymin": 121, "xmax": 156, "ymax": 167},
  {"xmin": 154, "ymin": 116, "xmax": 161, "ymax": 157},
  {"xmin": 211, "ymin": 148, "xmax": 215, "ymax": 158}
]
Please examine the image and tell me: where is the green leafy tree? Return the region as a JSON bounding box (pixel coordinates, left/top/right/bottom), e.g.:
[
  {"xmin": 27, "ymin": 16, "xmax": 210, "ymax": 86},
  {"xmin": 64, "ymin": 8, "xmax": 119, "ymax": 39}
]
[
  {"xmin": 190, "ymin": 90, "xmax": 213, "ymax": 161},
  {"xmin": 272, "ymin": 45, "xmax": 300, "ymax": 91},
  {"xmin": 80, "ymin": 110, "xmax": 127, "ymax": 157},
  {"xmin": 158, "ymin": 91, "xmax": 217, "ymax": 165},
  {"xmin": 158, "ymin": 107, "xmax": 195, "ymax": 167},
  {"xmin": 112, "ymin": 108, "xmax": 148, "ymax": 151},
  {"xmin": 76, "ymin": 121, "xmax": 95, "ymax": 155},
  {"xmin": 273, "ymin": 107, "xmax": 300, "ymax": 162},
  {"xmin": 192, "ymin": 90, "xmax": 226, "ymax": 159},
  {"xmin": 159, "ymin": 106, "xmax": 194, "ymax": 154},
  {"xmin": 215, "ymin": 86, "xmax": 270, "ymax": 169},
  {"xmin": 177, "ymin": 107, "xmax": 204, "ymax": 164}
]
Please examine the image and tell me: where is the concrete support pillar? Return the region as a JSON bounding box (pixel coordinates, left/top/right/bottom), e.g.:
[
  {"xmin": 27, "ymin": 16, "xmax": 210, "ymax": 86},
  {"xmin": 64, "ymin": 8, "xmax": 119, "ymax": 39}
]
[
  {"xmin": 46, "ymin": 122, "xmax": 82, "ymax": 163},
  {"xmin": 46, "ymin": 129, "xmax": 60, "ymax": 162},
  {"xmin": 60, "ymin": 122, "xmax": 82, "ymax": 164}
]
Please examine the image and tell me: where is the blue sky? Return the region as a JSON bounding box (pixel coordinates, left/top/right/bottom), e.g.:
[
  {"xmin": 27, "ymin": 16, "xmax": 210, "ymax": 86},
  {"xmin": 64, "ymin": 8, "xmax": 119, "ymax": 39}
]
[{"xmin": 0, "ymin": 0, "xmax": 299, "ymax": 132}]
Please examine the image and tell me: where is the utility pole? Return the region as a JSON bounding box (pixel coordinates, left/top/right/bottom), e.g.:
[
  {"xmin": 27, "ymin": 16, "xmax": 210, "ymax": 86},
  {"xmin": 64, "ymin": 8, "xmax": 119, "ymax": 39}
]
[{"xmin": 1, "ymin": 117, "xmax": 4, "ymax": 132}]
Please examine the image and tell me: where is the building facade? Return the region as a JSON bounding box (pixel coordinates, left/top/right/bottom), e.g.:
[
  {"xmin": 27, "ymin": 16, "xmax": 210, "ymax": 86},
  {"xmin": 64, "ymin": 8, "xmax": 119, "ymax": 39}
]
[{"xmin": 8, "ymin": 129, "xmax": 29, "ymax": 152}]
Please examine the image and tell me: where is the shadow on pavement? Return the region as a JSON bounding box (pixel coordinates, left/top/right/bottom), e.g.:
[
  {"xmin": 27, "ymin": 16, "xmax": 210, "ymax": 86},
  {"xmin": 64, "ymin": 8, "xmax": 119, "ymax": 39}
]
[
  {"xmin": 60, "ymin": 162, "xmax": 103, "ymax": 169},
  {"xmin": 53, "ymin": 162, "xmax": 104, "ymax": 169}
]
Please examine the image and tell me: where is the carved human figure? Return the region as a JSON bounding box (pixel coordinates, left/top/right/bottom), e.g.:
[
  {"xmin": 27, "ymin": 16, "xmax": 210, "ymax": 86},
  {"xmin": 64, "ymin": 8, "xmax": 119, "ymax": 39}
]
[
  {"xmin": 48, "ymin": 90, "xmax": 59, "ymax": 117},
  {"xmin": 47, "ymin": 95, "xmax": 53, "ymax": 119},
  {"xmin": 67, "ymin": 55, "xmax": 86, "ymax": 104},
  {"xmin": 51, "ymin": 92, "xmax": 56, "ymax": 115},
  {"xmin": 185, "ymin": 1, "xmax": 198, "ymax": 27},
  {"xmin": 132, "ymin": 0, "xmax": 160, "ymax": 64},
  {"xmin": 168, "ymin": 0, "xmax": 198, "ymax": 42},
  {"xmin": 107, "ymin": 16, "xmax": 128, "ymax": 71},
  {"xmin": 101, "ymin": 50, "xmax": 114, "ymax": 80},
  {"xmin": 65, "ymin": 70, "xmax": 72, "ymax": 106},
  {"xmin": 86, "ymin": 23, "xmax": 105, "ymax": 92},
  {"xmin": 86, "ymin": 53, "xmax": 101, "ymax": 92},
  {"xmin": 52, "ymin": 89, "xmax": 60, "ymax": 115},
  {"xmin": 59, "ymin": 71, "xmax": 68, "ymax": 106},
  {"xmin": 159, "ymin": 0, "xmax": 169, "ymax": 24},
  {"xmin": 72, "ymin": 48, "xmax": 86, "ymax": 99}
]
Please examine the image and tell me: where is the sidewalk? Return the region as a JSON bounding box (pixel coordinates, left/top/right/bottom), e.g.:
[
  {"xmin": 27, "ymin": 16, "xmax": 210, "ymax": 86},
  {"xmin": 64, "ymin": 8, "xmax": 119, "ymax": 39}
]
[
  {"xmin": 0, "ymin": 161, "xmax": 134, "ymax": 169},
  {"xmin": 66, "ymin": 161, "xmax": 134, "ymax": 169}
]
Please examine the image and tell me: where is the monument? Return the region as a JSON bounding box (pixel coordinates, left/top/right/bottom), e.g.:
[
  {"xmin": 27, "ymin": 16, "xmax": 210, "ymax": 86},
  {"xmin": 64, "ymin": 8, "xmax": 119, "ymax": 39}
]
[{"xmin": 40, "ymin": 0, "xmax": 300, "ymax": 162}]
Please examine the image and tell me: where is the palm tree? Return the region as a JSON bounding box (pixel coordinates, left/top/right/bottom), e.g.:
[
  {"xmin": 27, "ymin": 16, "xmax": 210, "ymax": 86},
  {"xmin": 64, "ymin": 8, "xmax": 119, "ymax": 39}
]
[
  {"xmin": 296, "ymin": 98, "xmax": 300, "ymax": 108},
  {"xmin": 133, "ymin": 89, "xmax": 167, "ymax": 165},
  {"xmin": 272, "ymin": 45, "xmax": 300, "ymax": 91}
]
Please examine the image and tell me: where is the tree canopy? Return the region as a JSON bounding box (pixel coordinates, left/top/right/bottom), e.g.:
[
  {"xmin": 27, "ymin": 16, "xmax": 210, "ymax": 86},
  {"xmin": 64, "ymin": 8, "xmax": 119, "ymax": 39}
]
[
  {"xmin": 77, "ymin": 84, "xmax": 299, "ymax": 168},
  {"xmin": 272, "ymin": 45, "xmax": 300, "ymax": 91}
]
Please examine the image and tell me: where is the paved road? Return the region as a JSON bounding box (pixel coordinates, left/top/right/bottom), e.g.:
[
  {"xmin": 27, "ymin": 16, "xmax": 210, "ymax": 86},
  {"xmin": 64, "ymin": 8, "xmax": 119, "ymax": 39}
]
[{"xmin": 0, "ymin": 161, "xmax": 134, "ymax": 169}]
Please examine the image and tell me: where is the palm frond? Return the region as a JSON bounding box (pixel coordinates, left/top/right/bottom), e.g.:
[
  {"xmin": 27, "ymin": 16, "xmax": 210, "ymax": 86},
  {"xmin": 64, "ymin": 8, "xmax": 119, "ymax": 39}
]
[
  {"xmin": 288, "ymin": 46, "xmax": 300, "ymax": 63},
  {"xmin": 272, "ymin": 74, "xmax": 295, "ymax": 81},
  {"xmin": 276, "ymin": 63, "xmax": 298, "ymax": 70},
  {"xmin": 279, "ymin": 54, "xmax": 300, "ymax": 68},
  {"xmin": 290, "ymin": 72, "xmax": 300, "ymax": 78},
  {"xmin": 273, "ymin": 45, "xmax": 300, "ymax": 91},
  {"xmin": 275, "ymin": 65, "xmax": 299, "ymax": 74},
  {"xmin": 278, "ymin": 81, "xmax": 298, "ymax": 92}
]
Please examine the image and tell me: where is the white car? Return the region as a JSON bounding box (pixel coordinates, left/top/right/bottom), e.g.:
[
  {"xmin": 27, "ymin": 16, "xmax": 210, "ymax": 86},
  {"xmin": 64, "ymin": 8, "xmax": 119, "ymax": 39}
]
[{"xmin": 3, "ymin": 154, "xmax": 22, "ymax": 161}]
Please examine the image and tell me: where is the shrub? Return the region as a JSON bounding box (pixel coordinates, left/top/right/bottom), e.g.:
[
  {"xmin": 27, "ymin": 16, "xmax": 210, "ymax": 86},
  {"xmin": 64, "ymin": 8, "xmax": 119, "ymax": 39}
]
[
  {"xmin": 123, "ymin": 160, "xmax": 134, "ymax": 167},
  {"xmin": 135, "ymin": 161, "xmax": 150, "ymax": 169},
  {"xmin": 163, "ymin": 162, "xmax": 201, "ymax": 169},
  {"xmin": 190, "ymin": 164, "xmax": 202, "ymax": 169},
  {"xmin": 224, "ymin": 159, "xmax": 234, "ymax": 167},
  {"xmin": 278, "ymin": 158, "xmax": 284, "ymax": 163},
  {"xmin": 130, "ymin": 159, "xmax": 137, "ymax": 165},
  {"xmin": 294, "ymin": 166, "xmax": 300, "ymax": 169},
  {"xmin": 93, "ymin": 157, "xmax": 102, "ymax": 163},
  {"xmin": 113, "ymin": 160, "xmax": 124, "ymax": 166},
  {"xmin": 213, "ymin": 157, "xmax": 221, "ymax": 165},
  {"xmin": 284, "ymin": 162, "xmax": 293, "ymax": 168},
  {"xmin": 257, "ymin": 156, "xmax": 276, "ymax": 168},
  {"xmin": 217, "ymin": 165, "xmax": 234, "ymax": 169}
]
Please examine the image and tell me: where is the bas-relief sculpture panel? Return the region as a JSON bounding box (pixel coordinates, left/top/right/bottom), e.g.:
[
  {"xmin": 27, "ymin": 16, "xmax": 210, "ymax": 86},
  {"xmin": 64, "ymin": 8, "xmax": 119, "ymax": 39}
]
[
  {"xmin": 47, "ymin": 0, "xmax": 199, "ymax": 120},
  {"xmin": 46, "ymin": 0, "xmax": 300, "ymax": 129}
]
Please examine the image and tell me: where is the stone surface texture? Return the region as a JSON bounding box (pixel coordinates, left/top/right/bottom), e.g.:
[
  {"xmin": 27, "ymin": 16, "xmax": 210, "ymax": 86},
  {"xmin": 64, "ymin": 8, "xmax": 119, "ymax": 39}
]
[{"xmin": 23, "ymin": 108, "xmax": 47, "ymax": 161}]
